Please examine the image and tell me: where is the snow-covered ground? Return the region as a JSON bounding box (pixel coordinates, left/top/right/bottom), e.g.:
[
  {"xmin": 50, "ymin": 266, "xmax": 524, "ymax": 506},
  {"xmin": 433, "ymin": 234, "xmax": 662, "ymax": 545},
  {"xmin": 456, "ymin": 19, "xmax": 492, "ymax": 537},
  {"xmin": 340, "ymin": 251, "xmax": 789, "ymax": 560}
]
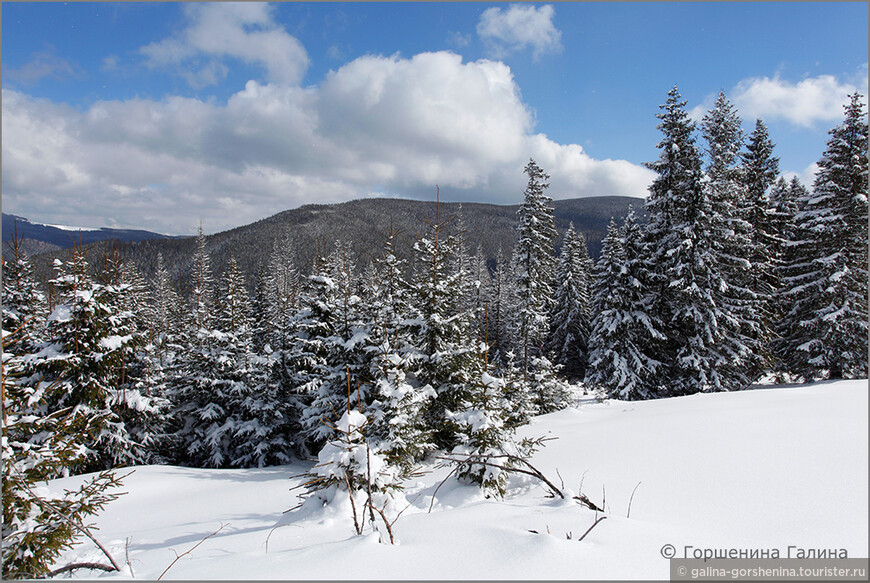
[{"xmin": 48, "ymin": 379, "xmax": 868, "ymax": 580}]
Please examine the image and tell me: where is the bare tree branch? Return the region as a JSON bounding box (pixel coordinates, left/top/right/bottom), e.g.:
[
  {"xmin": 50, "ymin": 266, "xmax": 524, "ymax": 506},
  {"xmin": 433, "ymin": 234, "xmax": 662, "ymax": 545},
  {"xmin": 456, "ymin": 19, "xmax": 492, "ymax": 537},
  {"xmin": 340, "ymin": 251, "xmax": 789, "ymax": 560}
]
[
  {"xmin": 428, "ymin": 465, "xmax": 460, "ymax": 513},
  {"xmin": 157, "ymin": 523, "xmax": 226, "ymax": 581},
  {"xmin": 576, "ymin": 516, "xmax": 607, "ymax": 543},
  {"xmin": 47, "ymin": 562, "xmax": 117, "ymax": 577},
  {"xmin": 627, "ymin": 481, "xmax": 642, "ymax": 519}
]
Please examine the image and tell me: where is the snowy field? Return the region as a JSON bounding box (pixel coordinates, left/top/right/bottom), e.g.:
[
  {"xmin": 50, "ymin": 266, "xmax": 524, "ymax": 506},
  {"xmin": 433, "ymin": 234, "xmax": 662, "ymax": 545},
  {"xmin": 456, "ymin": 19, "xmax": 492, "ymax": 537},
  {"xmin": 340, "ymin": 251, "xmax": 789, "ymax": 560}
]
[{"xmin": 48, "ymin": 379, "xmax": 868, "ymax": 580}]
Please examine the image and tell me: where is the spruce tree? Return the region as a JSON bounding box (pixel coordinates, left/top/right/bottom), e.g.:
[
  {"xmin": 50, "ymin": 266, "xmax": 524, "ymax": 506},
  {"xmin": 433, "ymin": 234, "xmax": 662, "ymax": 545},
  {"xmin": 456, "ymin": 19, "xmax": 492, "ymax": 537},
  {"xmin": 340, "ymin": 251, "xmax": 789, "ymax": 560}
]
[
  {"xmin": 167, "ymin": 234, "xmax": 228, "ymax": 466},
  {"xmin": 191, "ymin": 225, "xmax": 214, "ymax": 336},
  {"xmin": 363, "ymin": 216, "xmax": 435, "ymax": 472},
  {"xmin": 407, "ymin": 197, "xmax": 480, "ymax": 451},
  {"xmin": 776, "ymin": 93, "xmax": 868, "ymax": 380},
  {"xmin": 546, "ymin": 223, "xmax": 592, "ymax": 380},
  {"xmin": 701, "ymin": 92, "xmax": 768, "ymax": 388},
  {"xmin": 767, "ymin": 177, "xmax": 807, "ymax": 357},
  {"xmin": 296, "ymin": 241, "xmax": 368, "ymax": 451},
  {"xmin": 509, "ymin": 159, "xmax": 558, "ymax": 379},
  {"xmin": 469, "ymin": 245, "xmax": 493, "ymax": 347},
  {"xmin": 643, "ymin": 86, "xmax": 731, "ymax": 395},
  {"xmin": 2, "ymin": 230, "xmax": 47, "ymax": 356},
  {"xmin": 3, "ymin": 332, "xmax": 126, "ymax": 579},
  {"xmin": 740, "ymin": 119, "xmax": 782, "ymax": 349},
  {"xmin": 586, "ymin": 211, "xmax": 665, "ymax": 399},
  {"xmin": 488, "ymin": 247, "xmax": 513, "ymax": 362},
  {"xmin": 25, "ymin": 247, "xmax": 152, "ymax": 470}
]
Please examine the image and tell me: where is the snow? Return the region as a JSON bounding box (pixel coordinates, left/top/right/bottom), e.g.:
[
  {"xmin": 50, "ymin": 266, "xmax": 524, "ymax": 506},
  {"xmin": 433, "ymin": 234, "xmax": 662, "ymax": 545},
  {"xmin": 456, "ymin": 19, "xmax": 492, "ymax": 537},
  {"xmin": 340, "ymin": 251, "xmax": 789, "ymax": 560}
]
[
  {"xmin": 46, "ymin": 379, "xmax": 867, "ymax": 580},
  {"xmin": 99, "ymin": 335, "xmax": 133, "ymax": 351},
  {"xmin": 42, "ymin": 222, "xmax": 88, "ymax": 231},
  {"xmin": 48, "ymin": 304, "xmax": 72, "ymax": 323}
]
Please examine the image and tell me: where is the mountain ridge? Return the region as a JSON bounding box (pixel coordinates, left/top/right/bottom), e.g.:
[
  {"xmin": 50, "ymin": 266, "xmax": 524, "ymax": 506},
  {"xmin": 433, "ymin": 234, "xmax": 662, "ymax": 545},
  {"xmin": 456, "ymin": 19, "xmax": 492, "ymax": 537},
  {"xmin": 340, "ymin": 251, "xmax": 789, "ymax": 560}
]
[
  {"xmin": 2, "ymin": 213, "xmax": 183, "ymax": 258},
  {"xmin": 19, "ymin": 195, "xmax": 646, "ymax": 288}
]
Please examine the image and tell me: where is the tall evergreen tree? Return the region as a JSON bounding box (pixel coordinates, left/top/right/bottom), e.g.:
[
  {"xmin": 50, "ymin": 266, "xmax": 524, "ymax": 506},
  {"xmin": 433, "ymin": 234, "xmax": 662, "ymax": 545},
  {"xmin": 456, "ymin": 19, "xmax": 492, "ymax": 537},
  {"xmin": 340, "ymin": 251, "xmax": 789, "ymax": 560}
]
[
  {"xmin": 191, "ymin": 225, "xmax": 214, "ymax": 336},
  {"xmin": 643, "ymin": 85, "xmax": 733, "ymax": 395},
  {"xmin": 174, "ymin": 253, "xmax": 275, "ymax": 467},
  {"xmin": 701, "ymin": 92, "xmax": 768, "ymax": 388},
  {"xmin": 2, "ymin": 230, "xmax": 47, "ymax": 356},
  {"xmin": 586, "ymin": 211, "xmax": 665, "ymax": 399},
  {"xmin": 776, "ymin": 93, "xmax": 868, "ymax": 380},
  {"xmin": 740, "ymin": 119, "xmax": 782, "ymax": 342},
  {"xmin": 407, "ymin": 197, "xmax": 480, "ymax": 451},
  {"xmin": 546, "ymin": 223, "xmax": 591, "ymax": 379},
  {"xmin": 488, "ymin": 246, "xmax": 512, "ymax": 362},
  {"xmin": 363, "ymin": 215, "xmax": 435, "ymax": 471},
  {"xmin": 767, "ymin": 176, "xmax": 807, "ymax": 346},
  {"xmin": 468, "ymin": 245, "xmax": 493, "ymax": 347},
  {"xmin": 2, "ymin": 331, "xmax": 126, "ymax": 579},
  {"xmin": 150, "ymin": 253, "xmax": 182, "ymax": 365},
  {"xmin": 509, "ymin": 159, "xmax": 558, "ymax": 379},
  {"xmin": 24, "ymin": 248, "xmax": 150, "ymax": 470},
  {"xmin": 296, "ymin": 241, "xmax": 368, "ymax": 451}
]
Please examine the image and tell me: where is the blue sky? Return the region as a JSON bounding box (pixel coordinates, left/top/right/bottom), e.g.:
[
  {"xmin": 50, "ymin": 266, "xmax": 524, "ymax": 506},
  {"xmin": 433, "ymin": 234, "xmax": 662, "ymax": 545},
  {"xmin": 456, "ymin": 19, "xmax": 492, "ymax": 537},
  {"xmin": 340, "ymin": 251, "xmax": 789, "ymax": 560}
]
[{"xmin": 3, "ymin": 2, "xmax": 867, "ymax": 235}]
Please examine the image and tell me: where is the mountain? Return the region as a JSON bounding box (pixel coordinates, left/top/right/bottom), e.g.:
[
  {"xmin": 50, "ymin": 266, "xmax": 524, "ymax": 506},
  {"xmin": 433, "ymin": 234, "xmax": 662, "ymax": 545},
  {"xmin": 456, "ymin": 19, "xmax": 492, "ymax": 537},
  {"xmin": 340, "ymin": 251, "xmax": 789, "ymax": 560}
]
[
  {"xmin": 24, "ymin": 196, "xmax": 645, "ymax": 288},
  {"xmin": 2, "ymin": 213, "xmax": 180, "ymax": 258}
]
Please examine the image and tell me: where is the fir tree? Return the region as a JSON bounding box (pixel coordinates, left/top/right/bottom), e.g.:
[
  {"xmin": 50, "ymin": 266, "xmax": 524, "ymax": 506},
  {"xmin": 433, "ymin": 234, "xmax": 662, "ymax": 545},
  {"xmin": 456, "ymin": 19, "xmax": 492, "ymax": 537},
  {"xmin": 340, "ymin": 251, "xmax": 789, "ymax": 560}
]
[
  {"xmin": 407, "ymin": 195, "xmax": 481, "ymax": 451},
  {"xmin": 260, "ymin": 234, "xmax": 302, "ymax": 437},
  {"xmin": 296, "ymin": 241, "xmax": 368, "ymax": 451},
  {"xmin": 468, "ymin": 245, "xmax": 493, "ymax": 347},
  {"xmin": 767, "ymin": 176, "xmax": 807, "ymax": 347},
  {"xmin": 174, "ymin": 254, "xmax": 264, "ymax": 467},
  {"xmin": 740, "ymin": 119, "xmax": 782, "ymax": 334},
  {"xmin": 109, "ymin": 252, "xmax": 171, "ymax": 464},
  {"xmin": 150, "ymin": 253, "xmax": 182, "ymax": 364},
  {"xmin": 191, "ymin": 225, "xmax": 214, "ymax": 336}
]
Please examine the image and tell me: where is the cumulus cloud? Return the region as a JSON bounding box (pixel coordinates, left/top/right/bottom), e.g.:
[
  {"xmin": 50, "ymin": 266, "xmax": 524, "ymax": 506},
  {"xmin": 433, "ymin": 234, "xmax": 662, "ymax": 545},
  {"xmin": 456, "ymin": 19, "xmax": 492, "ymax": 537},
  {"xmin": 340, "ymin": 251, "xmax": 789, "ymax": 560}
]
[
  {"xmin": 140, "ymin": 2, "xmax": 309, "ymax": 87},
  {"xmin": 477, "ymin": 4, "xmax": 563, "ymax": 60},
  {"xmin": 729, "ymin": 70, "xmax": 868, "ymax": 128},
  {"xmin": 2, "ymin": 51, "xmax": 652, "ymax": 235}
]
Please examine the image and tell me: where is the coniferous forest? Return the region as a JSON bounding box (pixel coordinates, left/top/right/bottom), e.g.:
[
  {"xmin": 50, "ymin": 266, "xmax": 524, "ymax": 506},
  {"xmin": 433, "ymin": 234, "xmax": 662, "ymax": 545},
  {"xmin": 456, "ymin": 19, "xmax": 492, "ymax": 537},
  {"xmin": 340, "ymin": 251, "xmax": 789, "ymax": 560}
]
[{"xmin": 2, "ymin": 88, "xmax": 867, "ymax": 579}]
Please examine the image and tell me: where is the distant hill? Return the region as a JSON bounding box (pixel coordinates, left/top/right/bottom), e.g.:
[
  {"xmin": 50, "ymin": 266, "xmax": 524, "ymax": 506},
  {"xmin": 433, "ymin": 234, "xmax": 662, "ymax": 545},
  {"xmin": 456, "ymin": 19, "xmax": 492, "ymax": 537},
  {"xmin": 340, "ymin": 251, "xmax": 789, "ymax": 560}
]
[
  {"xmin": 2, "ymin": 213, "xmax": 180, "ymax": 259},
  {"xmin": 25, "ymin": 196, "xmax": 645, "ymax": 289}
]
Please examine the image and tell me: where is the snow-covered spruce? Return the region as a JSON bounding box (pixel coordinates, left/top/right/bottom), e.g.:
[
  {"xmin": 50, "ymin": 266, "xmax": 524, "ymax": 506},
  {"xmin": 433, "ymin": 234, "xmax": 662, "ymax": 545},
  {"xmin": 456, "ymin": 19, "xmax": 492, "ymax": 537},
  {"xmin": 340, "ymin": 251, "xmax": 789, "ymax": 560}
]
[{"xmin": 774, "ymin": 93, "xmax": 868, "ymax": 380}]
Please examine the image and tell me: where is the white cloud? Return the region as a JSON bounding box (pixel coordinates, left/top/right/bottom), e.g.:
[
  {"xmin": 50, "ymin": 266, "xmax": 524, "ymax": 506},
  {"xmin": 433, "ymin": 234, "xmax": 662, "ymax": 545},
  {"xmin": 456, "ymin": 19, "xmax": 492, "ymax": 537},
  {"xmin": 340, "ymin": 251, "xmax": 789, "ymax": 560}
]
[
  {"xmin": 101, "ymin": 55, "xmax": 120, "ymax": 72},
  {"xmin": 477, "ymin": 4, "xmax": 562, "ymax": 60},
  {"xmin": 783, "ymin": 162, "xmax": 820, "ymax": 190},
  {"xmin": 6, "ymin": 47, "xmax": 85, "ymax": 85},
  {"xmin": 2, "ymin": 51, "xmax": 652, "ymax": 236},
  {"xmin": 730, "ymin": 71, "xmax": 868, "ymax": 128},
  {"xmin": 140, "ymin": 2, "xmax": 309, "ymax": 87},
  {"xmin": 446, "ymin": 31, "xmax": 472, "ymax": 49}
]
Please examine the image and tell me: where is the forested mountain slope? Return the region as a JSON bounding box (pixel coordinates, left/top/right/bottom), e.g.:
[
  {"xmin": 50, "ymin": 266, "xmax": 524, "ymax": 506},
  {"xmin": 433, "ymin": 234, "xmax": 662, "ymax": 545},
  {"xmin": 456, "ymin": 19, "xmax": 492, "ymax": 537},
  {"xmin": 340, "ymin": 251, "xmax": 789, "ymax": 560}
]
[{"xmin": 27, "ymin": 196, "xmax": 644, "ymax": 287}]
